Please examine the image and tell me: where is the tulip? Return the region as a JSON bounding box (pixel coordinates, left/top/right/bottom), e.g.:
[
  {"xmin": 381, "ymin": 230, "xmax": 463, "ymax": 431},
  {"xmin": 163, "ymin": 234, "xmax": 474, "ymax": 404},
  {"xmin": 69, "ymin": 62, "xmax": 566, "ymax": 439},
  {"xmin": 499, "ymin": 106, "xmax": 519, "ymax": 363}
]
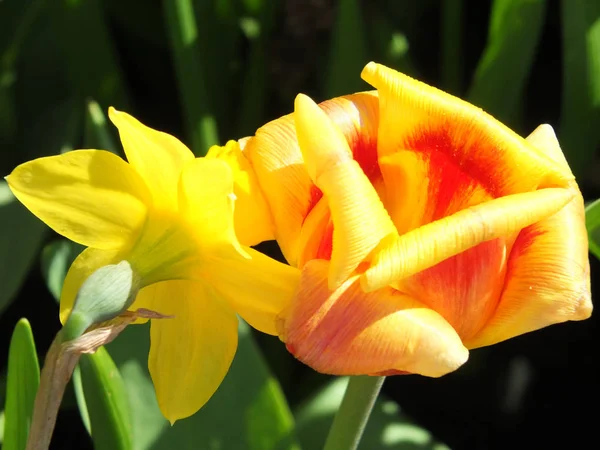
[
  {"xmin": 210, "ymin": 62, "xmax": 592, "ymax": 378},
  {"xmin": 6, "ymin": 109, "xmax": 299, "ymax": 422}
]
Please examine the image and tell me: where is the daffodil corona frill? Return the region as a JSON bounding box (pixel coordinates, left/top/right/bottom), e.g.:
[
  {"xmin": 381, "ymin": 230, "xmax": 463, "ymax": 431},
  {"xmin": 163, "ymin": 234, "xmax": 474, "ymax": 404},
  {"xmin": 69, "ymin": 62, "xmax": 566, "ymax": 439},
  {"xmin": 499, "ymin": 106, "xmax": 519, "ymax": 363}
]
[
  {"xmin": 6, "ymin": 109, "xmax": 299, "ymax": 422},
  {"xmin": 209, "ymin": 62, "xmax": 592, "ymax": 378}
]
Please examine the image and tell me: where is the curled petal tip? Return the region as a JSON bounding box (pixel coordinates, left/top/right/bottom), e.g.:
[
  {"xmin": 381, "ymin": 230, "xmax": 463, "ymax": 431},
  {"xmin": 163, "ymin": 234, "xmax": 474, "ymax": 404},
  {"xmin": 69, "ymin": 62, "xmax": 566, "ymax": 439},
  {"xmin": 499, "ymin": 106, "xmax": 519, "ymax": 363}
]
[
  {"xmin": 575, "ymin": 287, "xmax": 593, "ymax": 320},
  {"xmin": 360, "ymin": 61, "xmax": 379, "ymax": 79},
  {"xmin": 107, "ymin": 106, "xmax": 118, "ymax": 118}
]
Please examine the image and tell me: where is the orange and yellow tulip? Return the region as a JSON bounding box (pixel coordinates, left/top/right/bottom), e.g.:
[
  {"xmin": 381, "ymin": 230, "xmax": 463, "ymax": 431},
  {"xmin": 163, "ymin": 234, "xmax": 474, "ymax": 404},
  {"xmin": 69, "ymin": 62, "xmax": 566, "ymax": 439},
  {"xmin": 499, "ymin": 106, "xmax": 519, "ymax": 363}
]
[{"xmin": 210, "ymin": 62, "xmax": 592, "ymax": 378}]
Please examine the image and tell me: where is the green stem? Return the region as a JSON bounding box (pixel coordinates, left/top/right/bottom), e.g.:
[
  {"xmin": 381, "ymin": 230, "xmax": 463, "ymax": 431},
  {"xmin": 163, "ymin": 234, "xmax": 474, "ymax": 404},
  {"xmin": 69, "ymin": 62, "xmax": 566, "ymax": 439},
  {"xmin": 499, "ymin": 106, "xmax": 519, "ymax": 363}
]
[
  {"xmin": 323, "ymin": 376, "xmax": 385, "ymax": 450},
  {"xmin": 163, "ymin": 0, "xmax": 219, "ymax": 155}
]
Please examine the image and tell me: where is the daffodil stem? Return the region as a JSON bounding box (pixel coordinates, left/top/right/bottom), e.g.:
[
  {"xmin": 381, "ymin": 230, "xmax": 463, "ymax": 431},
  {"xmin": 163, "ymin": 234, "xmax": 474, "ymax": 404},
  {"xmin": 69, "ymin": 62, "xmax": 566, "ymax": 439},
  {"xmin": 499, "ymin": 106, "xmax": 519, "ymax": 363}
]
[
  {"xmin": 323, "ymin": 376, "xmax": 385, "ymax": 450},
  {"xmin": 26, "ymin": 330, "xmax": 77, "ymax": 450}
]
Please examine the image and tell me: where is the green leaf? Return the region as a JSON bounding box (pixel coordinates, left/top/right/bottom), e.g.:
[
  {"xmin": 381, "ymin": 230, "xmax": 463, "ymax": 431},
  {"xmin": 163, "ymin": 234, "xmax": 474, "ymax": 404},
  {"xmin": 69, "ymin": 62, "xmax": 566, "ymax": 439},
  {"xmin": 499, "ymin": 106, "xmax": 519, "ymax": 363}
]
[
  {"xmin": 40, "ymin": 239, "xmax": 84, "ymax": 302},
  {"xmin": 72, "ymin": 365, "xmax": 92, "ymax": 434},
  {"xmin": 467, "ymin": 0, "xmax": 546, "ymax": 125},
  {"xmin": 559, "ymin": 0, "xmax": 600, "ymax": 178},
  {"xmin": 0, "ymin": 182, "xmax": 47, "ymax": 314},
  {"xmin": 236, "ymin": 1, "xmax": 280, "ymax": 137},
  {"xmin": 295, "ymin": 377, "xmax": 449, "ymax": 450},
  {"xmin": 0, "ymin": 0, "xmax": 46, "ymax": 148},
  {"xmin": 440, "ymin": 0, "xmax": 464, "ymax": 94},
  {"xmin": 79, "ymin": 348, "xmax": 134, "ymax": 450},
  {"xmin": 585, "ymin": 198, "xmax": 600, "ymax": 260},
  {"xmin": 325, "ymin": 0, "xmax": 370, "ymax": 97},
  {"xmin": 366, "ymin": 6, "xmax": 417, "ymax": 77},
  {"xmin": 163, "ymin": 0, "xmax": 220, "ymax": 155},
  {"xmin": 3, "ymin": 318, "xmax": 41, "ymax": 450},
  {"xmin": 0, "ymin": 410, "xmax": 5, "ymax": 444},
  {"xmin": 106, "ymin": 321, "xmax": 299, "ymax": 450},
  {"xmin": 50, "ymin": 0, "xmax": 130, "ymax": 110},
  {"xmin": 84, "ymin": 99, "xmax": 119, "ymax": 155}
]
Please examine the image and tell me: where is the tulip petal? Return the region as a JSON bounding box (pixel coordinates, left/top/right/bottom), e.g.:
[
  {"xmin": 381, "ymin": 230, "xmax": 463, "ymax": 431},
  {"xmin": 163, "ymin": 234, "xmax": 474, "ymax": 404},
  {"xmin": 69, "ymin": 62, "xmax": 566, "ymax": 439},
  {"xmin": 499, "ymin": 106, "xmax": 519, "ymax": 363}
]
[
  {"xmin": 142, "ymin": 280, "xmax": 238, "ymax": 423},
  {"xmin": 465, "ymin": 192, "xmax": 592, "ymax": 349},
  {"xmin": 60, "ymin": 247, "xmax": 124, "ymax": 323},
  {"xmin": 244, "ymin": 92, "xmax": 381, "ymax": 266},
  {"xmin": 206, "ymin": 140, "xmax": 275, "ymax": 246},
  {"xmin": 278, "ymin": 260, "xmax": 468, "ymax": 377},
  {"xmin": 363, "ymin": 188, "xmax": 574, "ymax": 292},
  {"xmin": 109, "ymin": 108, "xmax": 194, "ymax": 211},
  {"xmin": 6, "ymin": 150, "xmax": 150, "ymax": 249},
  {"xmin": 525, "ymin": 124, "xmax": 571, "ymax": 174},
  {"xmin": 294, "ymin": 94, "xmax": 396, "ymax": 288},
  {"xmin": 361, "ymin": 62, "xmax": 572, "ymax": 195},
  {"xmin": 243, "ymin": 113, "xmax": 317, "ymax": 265},
  {"xmin": 378, "ymin": 150, "xmax": 492, "ymax": 235},
  {"xmin": 399, "ymin": 238, "xmax": 508, "ymax": 341},
  {"xmin": 208, "ymin": 247, "xmax": 301, "ymax": 335}
]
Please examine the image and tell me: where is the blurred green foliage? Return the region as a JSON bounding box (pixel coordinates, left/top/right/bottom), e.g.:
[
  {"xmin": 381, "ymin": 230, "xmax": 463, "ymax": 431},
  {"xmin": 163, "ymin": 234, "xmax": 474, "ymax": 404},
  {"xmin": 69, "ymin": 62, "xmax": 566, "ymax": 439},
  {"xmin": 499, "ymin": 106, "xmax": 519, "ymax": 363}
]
[{"xmin": 1, "ymin": 0, "xmax": 599, "ymax": 449}]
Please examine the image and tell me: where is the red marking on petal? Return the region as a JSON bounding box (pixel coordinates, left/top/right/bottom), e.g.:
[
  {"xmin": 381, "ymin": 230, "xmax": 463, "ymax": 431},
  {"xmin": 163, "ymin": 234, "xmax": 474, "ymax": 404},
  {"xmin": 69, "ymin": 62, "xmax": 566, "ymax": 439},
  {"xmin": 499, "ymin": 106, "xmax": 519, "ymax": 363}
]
[
  {"xmin": 407, "ymin": 125, "xmax": 503, "ymax": 198},
  {"xmin": 349, "ymin": 132, "xmax": 381, "ymax": 182},
  {"xmin": 400, "ymin": 238, "xmax": 508, "ymax": 340},
  {"xmin": 302, "ymin": 184, "xmax": 323, "ymax": 226},
  {"xmin": 315, "ymin": 221, "xmax": 334, "ymax": 260},
  {"xmin": 426, "ymin": 149, "xmax": 483, "ymax": 220},
  {"xmin": 506, "ymin": 225, "xmax": 546, "ymax": 264}
]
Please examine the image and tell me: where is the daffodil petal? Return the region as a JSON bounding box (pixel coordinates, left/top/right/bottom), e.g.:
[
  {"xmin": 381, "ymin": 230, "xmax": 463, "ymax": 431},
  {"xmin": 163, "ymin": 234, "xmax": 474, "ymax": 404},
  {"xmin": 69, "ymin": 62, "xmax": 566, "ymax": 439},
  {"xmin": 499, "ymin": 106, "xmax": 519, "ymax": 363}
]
[
  {"xmin": 294, "ymin": 94, "xmax": 396, "ymax": 289},
  {"xmin": 6, "ymin": 150, "xmax": 150, "ymax": 249},
  {"xmin": 363, "ymin": 188, "xmax": 574, "ymax": 292},
  {"xmin": 465, "ymin": 192, "xmax": 592, "ymax": 349},
  {"xmin": 361, "ymin": 62, "xmax": 572, "ymax": 194},
  {"xmin": 208, "ymin": 247, "xmax": 300, "ymax": 335},
  {"xmin": 60, "ymin": 246, "xmax": 124, "ymax": 323},
  {"xmin": 177, "ymin": 157, "xmax": 242, "ymax": 255},
  {"xmin": 206, "ymin": 140, "xmax": 275, "ymax": 246},
  {"xmin": 278, "ymin": 260, "xmax": 468, "ymax": 377},
  {"xmin": 143, "ymin": 280, "xmax": 238, "ymax": 423},
  {"xmin": 109, "ymin": 108, "xmax": 194, "ymax": 211}
]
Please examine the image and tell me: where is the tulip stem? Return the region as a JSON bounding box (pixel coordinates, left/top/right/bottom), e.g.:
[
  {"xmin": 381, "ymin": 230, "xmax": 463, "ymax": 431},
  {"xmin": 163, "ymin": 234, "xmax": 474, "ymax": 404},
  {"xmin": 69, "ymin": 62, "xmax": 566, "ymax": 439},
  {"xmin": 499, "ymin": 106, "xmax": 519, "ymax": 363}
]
[{"xmin": 323, "ymin": 376, "xmax": 385, "ymax": 450}]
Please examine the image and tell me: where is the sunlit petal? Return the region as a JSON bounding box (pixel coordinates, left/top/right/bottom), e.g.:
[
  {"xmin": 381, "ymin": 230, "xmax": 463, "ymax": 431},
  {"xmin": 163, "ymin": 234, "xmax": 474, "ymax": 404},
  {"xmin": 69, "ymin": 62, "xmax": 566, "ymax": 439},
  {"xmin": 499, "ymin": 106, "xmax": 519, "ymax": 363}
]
[
  {"xmin": 465, "ymin": 192, "xmax": 592, "ymax": 348},
  {"xmin": 144, "ymin": 280, "xmax": 238, "ymax": 423},
  {"xmin": 177, "ymin": 157, "xmax": 243, "ymax": 256},
  {"xmin": 6, "ymin": 150, "xmax": 150, "ymax": 249},
  {"xmin": 525, "ymin": 124, "xmax": 571, "ymax": 172},
  {"xmin": 399, "ymin": 238, "xmax": 508, "ymax": 341},
  {"xmin": 243, "ymin": 113, "xmax": 316, "ymax": 265},
  {"xmin": 109, "ymin": 108, "xmax": 194, "ymax": 211},
  {"xmin": 363, "ymin": 188, "xmax": 574, "ymax": 292},
  {"xmin": 206, "ymin": 140, "xmax": 275, "ymax": 246},
  {"xmin": 379, "ymin": 151, "xmax": 492, "ymax": 235},
  {"xmin": 294, "ymin": 94, "xmax": 396, "ymax": 288},
  {"xmin": 278, "ymin": 260, "xmax": 468, "ymax": 377},
  {"xmin": 361, "ymin": 62, "xmax": 572, "ymax": 195},
  {"xmin": 208, "ymin": 247, "xmax": 301, "ymax": 335},
  {"xmin": 244, "ymin": 92, "xmax": 381, "ymax": 267}
]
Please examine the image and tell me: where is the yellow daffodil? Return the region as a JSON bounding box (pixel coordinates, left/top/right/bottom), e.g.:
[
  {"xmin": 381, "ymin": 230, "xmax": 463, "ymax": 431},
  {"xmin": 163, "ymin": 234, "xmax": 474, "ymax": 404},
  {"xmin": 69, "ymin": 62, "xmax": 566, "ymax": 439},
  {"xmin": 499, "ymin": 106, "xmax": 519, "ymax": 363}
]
[
  {"xmin": 210, "ymin": 62, "xmax": 592, "ymax": 378},
  {"xmin": 6, "ymin": 109, "xmax": 299, "ymax": 422}
]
